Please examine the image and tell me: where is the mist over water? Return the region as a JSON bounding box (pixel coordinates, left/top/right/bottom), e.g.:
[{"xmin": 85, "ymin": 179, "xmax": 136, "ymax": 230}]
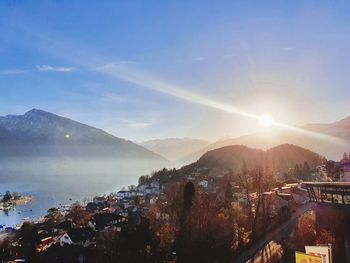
[{"xmin": 0, "ymin": 156, "xmax": 164, "ymax": 226}]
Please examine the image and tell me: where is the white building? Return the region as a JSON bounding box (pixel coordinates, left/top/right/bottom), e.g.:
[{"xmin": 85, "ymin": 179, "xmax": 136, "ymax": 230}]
[
  {"xmin": 198, "ymin": 180, "xmax": 208, "ymax": 188},
  {"xmin": 116, "ymin": 190, "xmax": 131, "ymax": 199},
  {"xmin": 340, "ymin": 152, "xmax": 350, "ymax": 182}
]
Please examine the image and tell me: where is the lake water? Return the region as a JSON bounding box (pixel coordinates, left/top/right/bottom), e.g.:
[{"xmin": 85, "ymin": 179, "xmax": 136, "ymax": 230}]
[
  {"xmin": 0, "ymin": 182, "xmax": 83, "ymax": 228},
  {"xmin": 0, "ymin": 180, "xmax": 132, "ymax": 228},
  {"xmin": 0, "ymin": 157, "xmax": 164, "ymax": 228}
]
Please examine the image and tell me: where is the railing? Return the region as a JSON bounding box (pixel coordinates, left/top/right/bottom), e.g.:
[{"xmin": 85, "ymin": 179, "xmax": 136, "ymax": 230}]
[{"xmin": 304, "ymin": 182, "xmax": 350, "ymax": 205}]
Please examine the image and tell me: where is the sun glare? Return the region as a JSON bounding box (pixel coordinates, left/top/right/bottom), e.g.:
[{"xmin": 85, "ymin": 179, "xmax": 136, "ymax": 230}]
[{"xmin": 259, "ymin": 114, "xmax": 274, "ymax": 127}]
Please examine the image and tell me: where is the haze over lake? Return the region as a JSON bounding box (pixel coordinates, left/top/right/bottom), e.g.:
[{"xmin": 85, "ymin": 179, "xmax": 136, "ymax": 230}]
[{"xmin": 0, "ymin": 156, "xmax": 161, "ymax": 226}]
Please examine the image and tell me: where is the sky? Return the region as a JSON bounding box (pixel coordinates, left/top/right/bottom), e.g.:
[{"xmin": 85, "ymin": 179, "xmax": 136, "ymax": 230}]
[{"xmin": 1, "ymin": 1, "xmax": 350, "ymax": 141}]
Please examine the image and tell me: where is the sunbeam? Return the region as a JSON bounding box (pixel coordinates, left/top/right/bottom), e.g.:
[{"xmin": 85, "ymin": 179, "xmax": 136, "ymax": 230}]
[{"xmin": 96, "ymin": 63, "xmax": 340, "ymax": 143}]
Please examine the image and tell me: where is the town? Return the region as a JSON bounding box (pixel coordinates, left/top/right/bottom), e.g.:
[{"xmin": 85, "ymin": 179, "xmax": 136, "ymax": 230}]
[{"xmin": 0, "ymin": 151, "xmax": 349, "ymax": 262}]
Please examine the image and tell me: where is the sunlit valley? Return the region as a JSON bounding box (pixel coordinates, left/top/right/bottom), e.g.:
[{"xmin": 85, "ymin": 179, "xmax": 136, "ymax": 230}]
[{"xmin": 1, "ymin": 1, "xmax": 350, "ymax": 263}]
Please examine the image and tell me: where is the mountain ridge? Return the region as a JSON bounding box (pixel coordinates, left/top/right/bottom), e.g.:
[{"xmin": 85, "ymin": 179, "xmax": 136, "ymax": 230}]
[
  {"xmin": 179, "ymin": 116, "xmax": 350, "ymax": 163},
  {"xmin": 0, "ymin": 109, "xmax": 168, "ymax": 161},
  {"xmin": 196, "ymin": 144, "xmax": 324, "ymax": 172}
]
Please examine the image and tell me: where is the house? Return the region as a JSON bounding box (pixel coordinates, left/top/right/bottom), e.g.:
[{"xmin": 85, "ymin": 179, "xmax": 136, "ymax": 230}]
[
  {"xmin": 136, "ymin": 191, "xmax": 145, "ymax": 197},
  {"xmin": 36, "ymin": 236, "xmax": 55, "ymax": 252},
  {"xmin": 144, "ymin": 187, "xmax": 153, "ymax": 195},
  {"xmin": 93, "ymin": 213, "xmax": 120, "ymax": 229},
  {"xmin": 198, "ymin": 180, "xmax": 208, "ymax": 188},
  {"xmin": 59, "ymin": 233, "xmax": 73, "ymax": 246},
  {"xmin": 67, "ymin": 227, "xmax": 95, "ymax": 247},
  {"xmin": 119, "ymin": 198, "xmax": 133, "ymax": 209},
  {"xmin": 150, "ymin": 181, "xmax": 160, "ymax": 189},
  {"xmin": 129, "ymin": 190, "xmax": 137, "ymax": 197},
  {"xmin": 340, "ymin": 152, "xmax": 350, "ymax": 182},
  {"xmin": 116, "ymin": 190, "xmax": 131, "ymax": 199}
]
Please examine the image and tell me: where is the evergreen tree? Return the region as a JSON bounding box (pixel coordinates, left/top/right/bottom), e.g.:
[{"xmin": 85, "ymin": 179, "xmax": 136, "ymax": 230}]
[
  {"xmin": 302, "ymin": 161, "xmax": 311, "ymax": 181},
  {"xmin": 183, "ymin": 181, "xmax": 195, "ymax": 212},
  {"xmin": 2, "ymin": 190, "xmax": 12, "ymax": 202}
]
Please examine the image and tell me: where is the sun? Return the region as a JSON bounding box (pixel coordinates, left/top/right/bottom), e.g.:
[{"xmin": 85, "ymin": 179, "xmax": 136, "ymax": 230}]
[{"xmin": 258, "ymin": 114, "xmax": 274, "ymax": 127}]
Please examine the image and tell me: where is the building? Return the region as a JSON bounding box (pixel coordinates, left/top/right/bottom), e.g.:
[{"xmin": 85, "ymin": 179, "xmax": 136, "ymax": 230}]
[
  {"xmin": 340, "ymin": 152, "xmax": 350, "ymax": 182},
  {"xmin": 198, "ymin": 180, "xmax": 208, "ymax": 189},
  {"xmin": 93, "ymin": 196, "xmax": 106, "ymax": 204},
  {"xmin": 116, "ymin": 190, "xmax": 131, "ymax": 199}
]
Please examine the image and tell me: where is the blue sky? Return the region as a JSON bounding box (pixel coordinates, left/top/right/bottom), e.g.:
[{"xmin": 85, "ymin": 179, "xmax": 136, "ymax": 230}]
[{"xmin": 1, "ymin": 1, "xmax": 350, "ymax": 141}]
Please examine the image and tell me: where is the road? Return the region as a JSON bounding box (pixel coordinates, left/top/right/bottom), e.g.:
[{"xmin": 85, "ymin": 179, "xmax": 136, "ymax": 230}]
[{"xmin": 233, "ymin": 202, "xmax": 315, "ymax": 263}]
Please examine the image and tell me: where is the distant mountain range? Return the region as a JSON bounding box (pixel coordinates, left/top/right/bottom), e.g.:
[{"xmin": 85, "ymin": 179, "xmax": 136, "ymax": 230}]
[
  {"xmin": 177, "ymin": 116, "xmax": 350, "ymax": 164},
  {"xmin": 0, "ymin": 109, "xmax": 167, "ymax": 161},
  {"xmin": 195, "ymin": 144, "xmax": 324, "ymax": 172},
  {"xmin": 139, "ymin": 138, "xmax": 210, "ymax": 161}
]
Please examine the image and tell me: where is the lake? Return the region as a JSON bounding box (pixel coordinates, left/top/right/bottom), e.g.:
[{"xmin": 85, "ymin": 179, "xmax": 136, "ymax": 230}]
[{"xmin": 0, "ymin": 157, "xmax": 160, "ymax": 228}]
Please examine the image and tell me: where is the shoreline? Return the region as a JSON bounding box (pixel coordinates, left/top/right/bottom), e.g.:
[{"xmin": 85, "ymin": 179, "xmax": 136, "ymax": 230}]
[{"xmin": 0, "ymin": 195, "xmax": 33, "ymax": 210}]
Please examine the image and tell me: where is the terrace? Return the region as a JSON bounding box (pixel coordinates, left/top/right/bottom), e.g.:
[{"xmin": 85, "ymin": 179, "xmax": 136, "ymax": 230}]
[{"xmin": 304, "ymin": 182, "xmax": 350, "ymax": 205}]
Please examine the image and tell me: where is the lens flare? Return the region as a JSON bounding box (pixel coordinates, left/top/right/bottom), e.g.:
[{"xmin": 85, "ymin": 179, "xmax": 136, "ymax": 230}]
[{"xmin": 259, "ymin": 115, "xmax": 274, "ymax": 127}]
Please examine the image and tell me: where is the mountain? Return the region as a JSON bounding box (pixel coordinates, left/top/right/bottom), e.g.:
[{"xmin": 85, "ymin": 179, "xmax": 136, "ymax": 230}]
[
  {"xmin": 182, "ymin": 116, "xmax": 350, "ymax": 163},
  {"xmin": 139, "ymin": 138, "xmax": 210, "ymax": 162},
  {"xmin": 0, "ymin": 109, "xmax": 168, "ymax": 161},
  {"xmin": 302, "ymin": 116, "xmax": 350, "ymax": 138},
  {"xmin": 0, "ymin": 109, "xmax": 170, "ymax": 193},
  {"xmin": 196, "ymin": 144, "xmax": 324, "ymax": 171}
]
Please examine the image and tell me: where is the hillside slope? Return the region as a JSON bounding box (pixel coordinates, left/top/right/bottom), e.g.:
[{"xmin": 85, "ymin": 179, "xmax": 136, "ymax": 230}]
[
  {"xmin": 0, "ymin": 109, "xmax": 168, "ymax": 161},
  {"xmin": 181, "ymin": 116, "xmax": 350, "ymax": 163},
  {"xmin": 196, "ymin": 144, "xmax": 324, "ymax": 171}
]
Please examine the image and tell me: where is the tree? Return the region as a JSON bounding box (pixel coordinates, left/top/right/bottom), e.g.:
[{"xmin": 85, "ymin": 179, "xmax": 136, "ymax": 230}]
[
  {"xmin": 302, "ymin": 161, "xmax": 311, "ymax": 181},
  {"xmin": 183, "ymin": 181, "xmax": 195, "ymax": 212},
  {"xmin": 176, "ymin": 192, "xmax": 233, "ymax": 262},
  {"xmin": 250, "ymin": 167, "xmax": 265, "ymax": 241},
  {"xmin": 293, "ymin": 164, "xmax": 301, "ymax": 179},
  {"xmin": 237, "ymin": 161, "xmax": 253, "ymax": 225},
  {"xmin": 20, "ymin": 221, "xmax": 40, "ymax": 262},
  {"xmin": 66, "ymin": 204, "xmax": 91, "ymax": 227},
  {"xmin": 134, "ymin": 195, "xmax": 140, "ymax": 206},
  {"xmin": 44, "ymin": 207, "xmax": 64, "ymax": 229},
  {"xmin": 292, "ymin": 212, "xmax": 316, "ymax": 250},
  {"xmin": 326, "ymin": 160, "xmax": 340, "ymax": 181},
  {"xmin": 2, "ymin": 190, "xmax": 12, "ymax": 202},
  {"xmin": 138, "ymin": 175, "xmax": 150, "ymax": 185},
  {"xmin": 225, "ymin": 181, "xmax": 233, "ymax": 201},
  {"xmin": 115, "ymin": 217, "xmax": 159, "ymax": 263}
]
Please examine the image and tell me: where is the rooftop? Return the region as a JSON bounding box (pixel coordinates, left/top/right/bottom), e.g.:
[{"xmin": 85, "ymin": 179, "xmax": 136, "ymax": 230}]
[{"xmin": 304, "ymin": 182, "xmax": 350, "ymax": 188}]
